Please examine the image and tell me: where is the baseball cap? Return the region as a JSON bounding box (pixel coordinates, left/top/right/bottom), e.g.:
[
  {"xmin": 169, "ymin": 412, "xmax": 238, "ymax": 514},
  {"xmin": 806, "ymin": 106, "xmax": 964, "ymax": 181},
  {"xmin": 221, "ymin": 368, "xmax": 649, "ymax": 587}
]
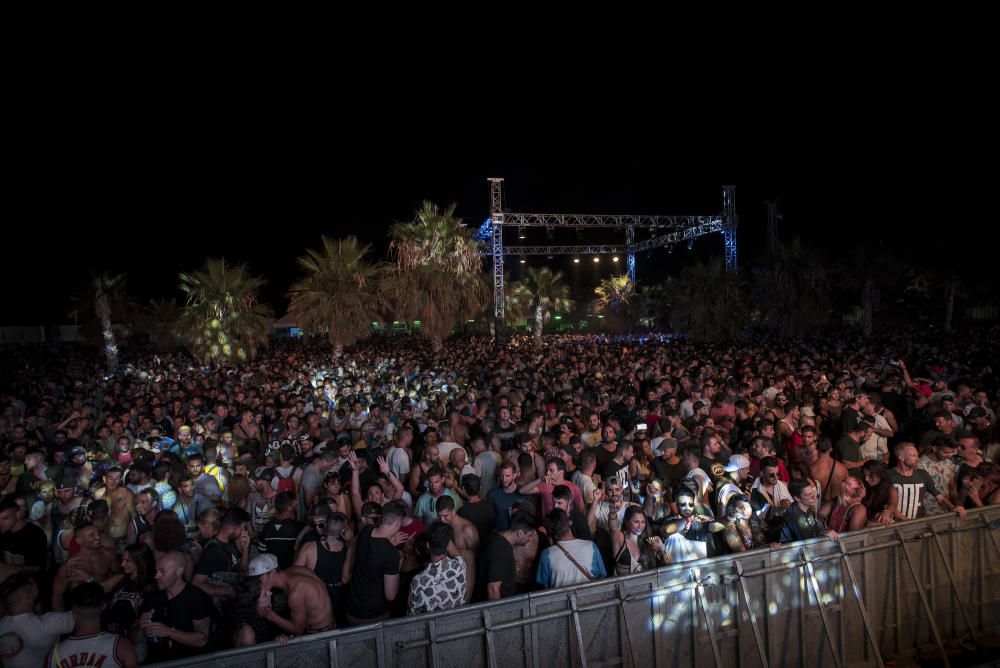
[
  {"xmin": 248, "ymin": 553, "xmax": 279, "ymax": 577},
  {"xmin": 55, "ymin": 477, "xmax": 75, "ymax": 491},
  {"xmin": 724, "ymin": 454, "xmax": 751, "ymax": 473},
  {"xmin": 966, "ymin": 406, "xmax": 987, "ymax": 419},
  {"xmin": 653, "ymin": 437, "xmax": 678, "ymax": 454}
]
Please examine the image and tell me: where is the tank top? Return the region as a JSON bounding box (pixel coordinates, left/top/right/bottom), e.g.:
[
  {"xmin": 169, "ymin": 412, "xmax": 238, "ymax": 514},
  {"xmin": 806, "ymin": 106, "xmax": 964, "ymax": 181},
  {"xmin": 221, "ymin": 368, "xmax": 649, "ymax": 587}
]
[
  {"xmin": 314, "ymin": 538, "xmax": 347, "ymax": 588},
  {"xmin": 47, "ymin": 632, "xmax": 124, "ymax": 668},
  {"xmin": 828, "ymin": 499, "xmax": 861, "ymax": 533},
  {"xmin": 131, "ymin": 513, "xmax": 152, "ymax": 543},
  {"xmin": 53, "ymin": 529, "xmax": 73, "ymax": 564}
]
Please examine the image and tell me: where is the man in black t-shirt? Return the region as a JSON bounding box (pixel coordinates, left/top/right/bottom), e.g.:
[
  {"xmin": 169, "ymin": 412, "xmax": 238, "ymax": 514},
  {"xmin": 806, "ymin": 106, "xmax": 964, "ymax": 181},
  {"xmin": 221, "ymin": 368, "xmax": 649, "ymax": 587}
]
[
  {"xmin": 258, "ymin": 493, "xmax": 303, "ymax": 569},
  {"xmin": 650, "ymin": 437, "xmax": 686, "ymax": 490},
  {"xmin": 836, "ymin": 418, "xmax": 868, "ymax": 471},
  {"xmin": 478, "ymin": 514, "xmax": 535, "ymax": 602},
  {"xmin": 348, "ymin": 500, "xmax": 406, "ymax": 625},
  {"xmin": 457, "ymin": 474, "xmax": 497, "ymax": 540},
  {"xmin": 0, "ymin": 496, "xmax": 47, "ymax": 582},
  {"xmin": 193, "ymin": 507, "xmax": 251, "ymax": 602},
  {"xmin": 888, "ymin": 443, "xmax": 966, "ymax": 521},
  {"xmin": 140, "ymin": 551, "xmax": 215, "ymax": 663},
  {"xmin": 602, "ymin": 441, "xmax": 634, "ymax": 501}
]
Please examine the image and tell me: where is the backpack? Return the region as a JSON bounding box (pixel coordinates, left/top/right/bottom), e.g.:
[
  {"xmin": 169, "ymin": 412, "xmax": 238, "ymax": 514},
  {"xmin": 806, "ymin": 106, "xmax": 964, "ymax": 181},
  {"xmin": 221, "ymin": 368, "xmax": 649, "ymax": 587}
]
[{"xmin": 275, "ymin": 467, "xmax": 296, "ymax": 498}]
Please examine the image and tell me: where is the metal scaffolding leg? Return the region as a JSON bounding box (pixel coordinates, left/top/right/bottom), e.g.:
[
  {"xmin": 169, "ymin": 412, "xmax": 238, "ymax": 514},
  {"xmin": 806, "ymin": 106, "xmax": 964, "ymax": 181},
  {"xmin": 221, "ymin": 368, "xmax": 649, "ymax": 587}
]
[
  {"xmin": 723, "ymin": 185, "xmax": 738, "ymax": 272},
  {"xmin": 492, "ymin": 218, "xmax": 505, "ymax": 345},
  {"xmin": 489, "ymin": 178, "xmax": 506, "ymax": 346},
  {"xmin": 625, "ymin": 225, "xmax": 635, "ymax": 285}
]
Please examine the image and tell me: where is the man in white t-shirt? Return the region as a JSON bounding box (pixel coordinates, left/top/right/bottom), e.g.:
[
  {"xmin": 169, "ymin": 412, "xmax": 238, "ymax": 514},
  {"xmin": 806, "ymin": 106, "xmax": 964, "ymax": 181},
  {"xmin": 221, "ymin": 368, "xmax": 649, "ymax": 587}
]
[{"xmin": 0, "ymin": 574, "xmax": 74, "ymax": 668}]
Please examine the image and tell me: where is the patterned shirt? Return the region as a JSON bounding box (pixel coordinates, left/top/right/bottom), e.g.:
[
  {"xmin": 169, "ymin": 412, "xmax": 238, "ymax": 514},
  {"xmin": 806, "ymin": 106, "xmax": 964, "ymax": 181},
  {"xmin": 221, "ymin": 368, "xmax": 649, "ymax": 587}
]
[
  {"xmin": 918, "ymin": 456, "xmax": 956, "ymax": 515},
  {"xmin": 408, "ymin": 556, "xmax": 467, "ymax": 615}
]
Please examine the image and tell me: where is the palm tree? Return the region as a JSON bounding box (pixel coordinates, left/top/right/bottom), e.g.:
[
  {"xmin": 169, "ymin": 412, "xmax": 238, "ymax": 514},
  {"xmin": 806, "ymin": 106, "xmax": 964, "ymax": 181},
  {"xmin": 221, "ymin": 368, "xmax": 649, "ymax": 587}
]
[
  {"xmin": 506, "ymin": 267, "xmax": 573, "ymax": 343},
  {"xmin": 752, "ymin": 239, "xmax": 831, "ymax": 339},
  {"xmin": 593, "ymin": 275, "xmax": 636, "ymax": 334},
  {"xmin": 943, "ymin": 273, "xmax": 961, "ymax": 333},
  {"xmin": 673, "ymin": 259, "xmax": 748, "ymax": 341},
  {"xmin": 287, "ymin": 235, "xmax": 380, "ymax": 355},
  {"xmin": 69, "ymin": 272, "xmax": 131, "ymax": 372},
  {"xmin": 177, "ymin": 259, "xmax": 273, "ymax": 364},
  {"xmin": 383, "ymin": 201, "xmax": 489, "ymax": 350}
]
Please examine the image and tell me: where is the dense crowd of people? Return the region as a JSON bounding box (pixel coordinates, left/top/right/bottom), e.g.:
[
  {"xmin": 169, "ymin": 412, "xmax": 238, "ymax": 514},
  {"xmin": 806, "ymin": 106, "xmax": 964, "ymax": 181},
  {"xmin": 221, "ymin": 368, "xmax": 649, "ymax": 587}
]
[{"xmin": 1, "ymin": 325, "xmax": 998, "ymax": 666}]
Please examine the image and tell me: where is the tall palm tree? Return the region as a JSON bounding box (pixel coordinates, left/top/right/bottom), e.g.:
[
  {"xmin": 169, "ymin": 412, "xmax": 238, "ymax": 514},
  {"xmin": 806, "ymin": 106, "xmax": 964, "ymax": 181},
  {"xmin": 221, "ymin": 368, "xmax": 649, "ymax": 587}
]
[
  {"xmin": 287, "ymin": 235, "xmax": 380, "ymax": 355},
  {"xmin": 177, "ymin": 259, "xmax": 273, "ymax": 364},
  {"xmin": 943, "ymin": 273, "xmax": 961, "ymax": 333},
  {"xmin": 594, "ymin": 275, "xmax": 634, "ymax": 312},
  {"xmin": 69, "ymin": 272, "xmax": 131, "ymax": 372},
  {"xmin": 673, "ymin": 259, "xmax": 747, "ymax": 341},
  {"xmin": 94, "ymin": 273, "xmax": 126, "ymax": 372},
  {"xmin": 506, "ymin": 267, "xmax": 573, "ymax": 342},
  {"xmin": 383, "ymin": 201, "xmax": 489, "ymax": 350},
  {"xmin": 752, "ymin": 239, "xmax": 831, "ymax": 339},
  {"xmin": 593, "ymin": 275, "xmax": 636, "ymax": 334}
]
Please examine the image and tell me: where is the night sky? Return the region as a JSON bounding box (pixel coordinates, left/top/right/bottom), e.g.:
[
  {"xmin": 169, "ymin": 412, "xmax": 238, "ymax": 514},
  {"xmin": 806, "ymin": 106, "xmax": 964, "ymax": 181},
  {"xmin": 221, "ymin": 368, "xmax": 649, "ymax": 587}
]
[{"xmin": 4, "ymin": 106, "xmax": 992, "ymax": 325}]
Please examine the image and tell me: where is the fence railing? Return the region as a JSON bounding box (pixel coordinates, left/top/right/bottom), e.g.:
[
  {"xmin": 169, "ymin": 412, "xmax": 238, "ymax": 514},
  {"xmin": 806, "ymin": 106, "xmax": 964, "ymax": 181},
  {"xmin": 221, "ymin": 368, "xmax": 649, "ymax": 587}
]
[{"xmin": 156, "ymin": 506, "xmax": 1000, "ymax": 668}]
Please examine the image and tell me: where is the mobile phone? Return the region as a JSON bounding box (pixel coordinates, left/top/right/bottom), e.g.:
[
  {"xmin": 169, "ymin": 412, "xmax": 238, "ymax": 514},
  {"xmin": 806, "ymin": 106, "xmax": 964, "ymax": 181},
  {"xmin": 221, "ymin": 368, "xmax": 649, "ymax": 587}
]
[{"xmin": 637, "ymin": 423, "xmax": 647, "ymax": 431}]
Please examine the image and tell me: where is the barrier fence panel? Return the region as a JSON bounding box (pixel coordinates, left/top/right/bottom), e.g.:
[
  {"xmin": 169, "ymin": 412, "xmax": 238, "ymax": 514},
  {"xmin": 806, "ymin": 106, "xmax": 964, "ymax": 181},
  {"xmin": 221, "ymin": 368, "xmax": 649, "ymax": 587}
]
[{"xmin": 155, "ymin": 506, "xmax": 1000, "ymax": 668}]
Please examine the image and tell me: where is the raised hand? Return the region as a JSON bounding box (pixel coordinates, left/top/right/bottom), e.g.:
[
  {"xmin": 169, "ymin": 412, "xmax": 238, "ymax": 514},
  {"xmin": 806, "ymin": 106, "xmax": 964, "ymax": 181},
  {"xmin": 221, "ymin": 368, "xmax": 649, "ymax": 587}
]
[{"xmin": 377, "ymin": 456, "xmax": 390, "ymax": 475}]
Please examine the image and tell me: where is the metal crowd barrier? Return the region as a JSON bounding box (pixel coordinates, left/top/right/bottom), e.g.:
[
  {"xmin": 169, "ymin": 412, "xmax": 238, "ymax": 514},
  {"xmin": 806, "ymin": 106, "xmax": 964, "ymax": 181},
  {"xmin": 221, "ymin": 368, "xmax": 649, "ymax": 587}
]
[{"xmin": 156, "ymin": 506, "xmax": 1000, "ymax": 668}]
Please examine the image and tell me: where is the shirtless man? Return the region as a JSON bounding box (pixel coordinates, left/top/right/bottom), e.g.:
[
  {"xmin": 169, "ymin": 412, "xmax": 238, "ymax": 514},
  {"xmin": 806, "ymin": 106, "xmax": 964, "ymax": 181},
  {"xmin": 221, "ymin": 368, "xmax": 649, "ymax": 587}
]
[
  {"xmin": 805, "ymin": 437, "xmax": 848, "ymax": 518},
  {"xmin": 252, "ymin": 554, "xmax": 335, "ymax": 641},
  {"xmin": 52, "ymin": 522, "xmax": 119, "ymax": 610},
  {"xmin": 435, "ymin": 495, "xmax": 478, "ymax": 603},
  {"xmin": 509, "ymin": 503, "xmax": 540, "ymax": 595},
  {"xmin": 94, "ymin": 467, "xmax": 134, "ymax": 544}
]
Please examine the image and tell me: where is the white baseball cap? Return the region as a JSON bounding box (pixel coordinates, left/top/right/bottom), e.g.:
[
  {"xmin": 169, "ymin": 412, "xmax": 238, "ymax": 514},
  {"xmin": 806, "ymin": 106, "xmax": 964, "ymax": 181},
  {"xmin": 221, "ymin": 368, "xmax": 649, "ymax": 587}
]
[{"xmin": 248, "ymin": 553, "xmax": 278, "ymax": 577}]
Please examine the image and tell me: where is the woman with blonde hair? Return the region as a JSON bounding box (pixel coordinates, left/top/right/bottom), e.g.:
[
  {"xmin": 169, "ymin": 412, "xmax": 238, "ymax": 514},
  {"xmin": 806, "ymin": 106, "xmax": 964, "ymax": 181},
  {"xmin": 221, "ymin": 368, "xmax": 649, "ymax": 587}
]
[{"xmin": 827, "ymin": 475, "xmax": 868, "ymax": 533}]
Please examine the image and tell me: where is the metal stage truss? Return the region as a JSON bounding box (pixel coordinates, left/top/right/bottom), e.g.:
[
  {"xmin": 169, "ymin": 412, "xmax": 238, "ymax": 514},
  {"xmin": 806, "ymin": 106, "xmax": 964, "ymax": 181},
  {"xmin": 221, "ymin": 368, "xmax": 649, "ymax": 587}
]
[{"xmin": 484, "ymin": 178, "xmax": 738, "ymax": 340}]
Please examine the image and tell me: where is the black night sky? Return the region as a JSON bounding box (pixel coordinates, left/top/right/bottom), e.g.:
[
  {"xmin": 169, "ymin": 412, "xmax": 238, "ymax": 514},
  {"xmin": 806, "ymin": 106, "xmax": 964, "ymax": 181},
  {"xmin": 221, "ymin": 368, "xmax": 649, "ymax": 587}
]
[{"xmin": 3, "ymin": 105, "xmax": 993, "ymax": 325}]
